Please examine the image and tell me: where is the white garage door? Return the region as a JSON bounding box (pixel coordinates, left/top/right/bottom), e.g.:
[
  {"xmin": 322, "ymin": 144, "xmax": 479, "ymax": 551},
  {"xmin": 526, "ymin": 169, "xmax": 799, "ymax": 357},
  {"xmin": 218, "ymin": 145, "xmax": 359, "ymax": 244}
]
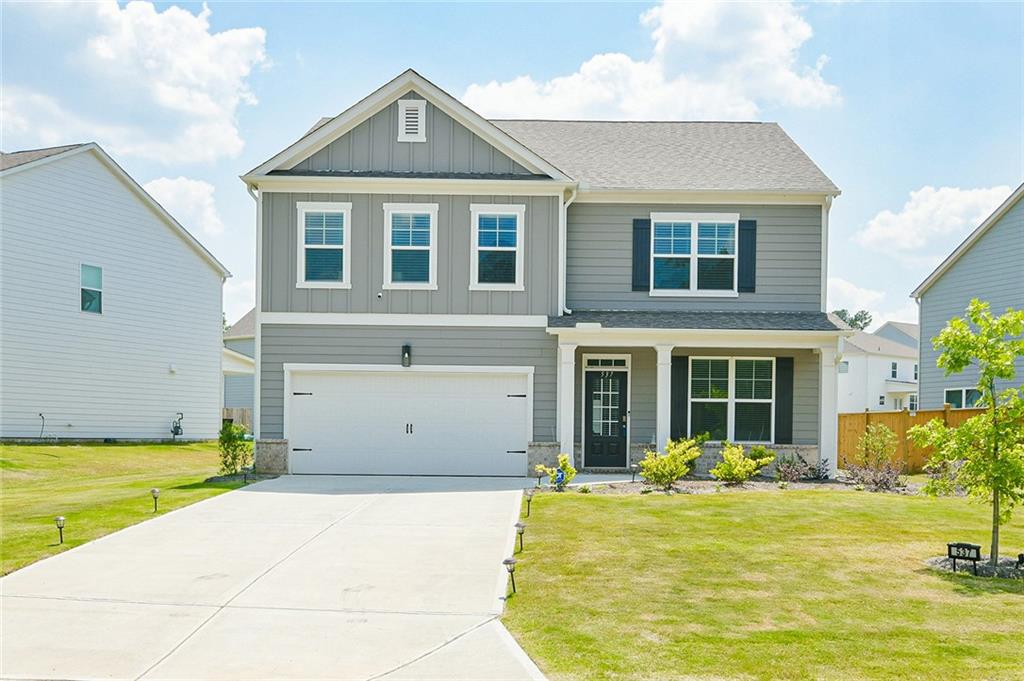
[{"xmin": 286, "ymin": 369, "xmax": 530, "ymax": 476}]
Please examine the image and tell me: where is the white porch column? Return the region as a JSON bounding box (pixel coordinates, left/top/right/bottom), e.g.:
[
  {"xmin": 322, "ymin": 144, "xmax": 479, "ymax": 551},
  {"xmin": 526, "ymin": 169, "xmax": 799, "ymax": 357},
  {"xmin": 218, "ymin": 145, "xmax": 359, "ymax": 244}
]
[
  {"xmin": 819, "ymin": 345, "xmax": 839, "ymax": 476},
  {"xmin": 557, "ymin": 343, "xmax": 577, "ymax": 460},
  {"xmin": 655, "ymin": 345, "xmax": 674, "ymax": 454}
]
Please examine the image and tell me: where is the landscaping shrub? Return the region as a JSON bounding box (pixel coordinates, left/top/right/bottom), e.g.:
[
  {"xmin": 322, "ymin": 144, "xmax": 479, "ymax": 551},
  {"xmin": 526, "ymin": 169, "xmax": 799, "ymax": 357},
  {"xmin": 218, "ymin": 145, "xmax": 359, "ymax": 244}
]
[
  {"xmin": 535, "ymin": 454, "xmax": 576, "ymax": 492},
  {"xmin": 843, "ymin": 423, "xmax": 905, "ymax": 491},
  {"xmin": 775, "ymin": 452, "xmax": 813, "ymax": 482},
  {"xmin": 710, "ymin": 443, "xmax": 775, "ymax": 484},
  {"xmin": 218, "ymin": 422, "xmax": 252, "ymax": 475},
  {"xmin": 639, "ymin": 436, "xmax": 704, "ymax": 491}
]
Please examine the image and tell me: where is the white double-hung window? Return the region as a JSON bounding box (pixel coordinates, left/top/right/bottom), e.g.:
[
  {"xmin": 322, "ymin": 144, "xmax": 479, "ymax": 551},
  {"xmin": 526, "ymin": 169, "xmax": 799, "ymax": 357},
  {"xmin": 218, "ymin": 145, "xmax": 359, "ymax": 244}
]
[
  {"xmin": 470, "ymin": 204, "xmax": 525, "ymax": 290},
  {"xmin": 689, "ymin": 357, "xmax": 775, "ymax": 442},
  {"xmin": 297, "ymin": 202, "xmax": 351, "ymax": 288},
  {"xmin": 650, "ymin": 213, "xmax": 738, "ymax": 296},
  {"xmin": 384, "ymin": 203, "xmax": 438, "ymax": 289}
]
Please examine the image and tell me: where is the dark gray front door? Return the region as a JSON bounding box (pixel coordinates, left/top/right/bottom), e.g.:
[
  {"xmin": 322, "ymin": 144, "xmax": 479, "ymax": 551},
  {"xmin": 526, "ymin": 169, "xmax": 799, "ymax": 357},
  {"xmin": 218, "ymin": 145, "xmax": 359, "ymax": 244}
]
[{"xmin": 585, "ymin": 370, "xmax": 628, "ymax": 467}]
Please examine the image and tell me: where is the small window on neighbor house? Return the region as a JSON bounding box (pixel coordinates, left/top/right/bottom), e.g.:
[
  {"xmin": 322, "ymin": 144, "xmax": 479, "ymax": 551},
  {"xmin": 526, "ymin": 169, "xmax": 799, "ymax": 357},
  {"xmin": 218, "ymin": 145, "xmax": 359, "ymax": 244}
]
[
  {"xmin": 878, "ymin": 395, "xmax": 886, "ymax": 406},
  {"xmin": 909, "ymin": 394, "xmax": 918, "ymax": 411},
  {"xmin": 80, "ymin": 264, "xmax": 102, "ymax": 313},
  {"xmin": 945, "ymin": 387, "xmax": 982, "ymax": 409},
  {"xmin": 838, "ymin": 360, "xmax": 849, "ymax": 374},
  {"xmin": 914, "ymin": 363, "xmax": 919, "ymax": 380},
  {"xmin": 397, "ymin": 99, "xmax": 426, "ymax": 142},
  {"xmin": 890, "ymin": 362, "xmax": 898, "ymax": 379}
]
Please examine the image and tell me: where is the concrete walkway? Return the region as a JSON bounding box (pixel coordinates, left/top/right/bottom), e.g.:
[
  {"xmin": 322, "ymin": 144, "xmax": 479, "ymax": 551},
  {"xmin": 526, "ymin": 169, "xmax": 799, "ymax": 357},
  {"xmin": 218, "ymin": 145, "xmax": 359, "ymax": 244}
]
[{"xmin": 1, "ymin": 476, "xmax": 547, "ymax": 680}]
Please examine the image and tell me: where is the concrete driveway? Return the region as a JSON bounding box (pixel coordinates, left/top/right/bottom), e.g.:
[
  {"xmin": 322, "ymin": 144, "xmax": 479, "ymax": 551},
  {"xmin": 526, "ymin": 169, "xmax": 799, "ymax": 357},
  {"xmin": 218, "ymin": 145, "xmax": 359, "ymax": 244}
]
[{"xmin": 1, "ymin": 476, "xmax": 545, "ymax": 680}]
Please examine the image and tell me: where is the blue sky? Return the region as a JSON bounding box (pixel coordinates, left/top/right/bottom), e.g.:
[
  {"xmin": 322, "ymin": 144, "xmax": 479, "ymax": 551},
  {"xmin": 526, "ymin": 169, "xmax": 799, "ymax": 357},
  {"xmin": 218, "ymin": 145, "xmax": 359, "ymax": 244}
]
[{"xmin": 2, "ymin": 1, "xmax": 1021, "ymax": 326}]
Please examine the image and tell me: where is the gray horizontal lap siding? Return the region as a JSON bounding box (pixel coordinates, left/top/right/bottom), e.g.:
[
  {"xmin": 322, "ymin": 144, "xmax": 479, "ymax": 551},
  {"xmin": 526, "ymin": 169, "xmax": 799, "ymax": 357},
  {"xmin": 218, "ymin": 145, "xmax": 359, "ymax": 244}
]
[
  {"xmin": 573, "ymin": 347, "xmax": 819, "ymax": 446},
  {"xmin": 225, "ymin": 337, "xmax": 255, "ymax": 358},
  {"xmin": 262, "ymin": 193, "xmax": 560, "ymax": 315},
  {"xmin": 919, "ymin": 198, "xmax": 1024, "ymax": 408},
  {"xmin": 224, "ymin": 374, "xmax": 254, "ymax": 410},
  {"xmin": 293, "ymin": 91, "xmax": 533, "ymax": 176},
  {"xmin": 259, "ymin": 325, "xmax": 557, "ymax": 441},
  {"xmin": 566, "ymin": 203, "xmax": 822, "ymax": 311}
]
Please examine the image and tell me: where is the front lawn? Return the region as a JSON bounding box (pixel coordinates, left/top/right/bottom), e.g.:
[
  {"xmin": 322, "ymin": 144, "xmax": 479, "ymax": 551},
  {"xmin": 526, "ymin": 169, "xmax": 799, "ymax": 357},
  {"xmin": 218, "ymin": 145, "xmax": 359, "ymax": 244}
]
[
  {"xmin": 1, "ymin": 442, "xmax": 248, "ymax": 574},
  {"xmin": 504, "ymin": 489, "xmax": 1023, "ymax": 681}
]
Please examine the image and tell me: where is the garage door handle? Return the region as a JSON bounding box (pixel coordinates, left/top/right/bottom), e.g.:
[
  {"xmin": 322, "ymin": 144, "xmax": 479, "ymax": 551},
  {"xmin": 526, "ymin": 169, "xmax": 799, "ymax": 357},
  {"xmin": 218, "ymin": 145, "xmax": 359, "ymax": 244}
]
[
  {"xmin": 506, "ymin": 450, "xmax": 526, "ymax": 454},
  {"xmin": 292, "ymin": 392, "xmax": 313, "ymax": 396},
  {"xmin": 507, "ymin": 394, "xmax": 527, "ymax": 398},
  {"xmin": 292, "ymin": 448, "xmax": 312, "ymax": 452}
]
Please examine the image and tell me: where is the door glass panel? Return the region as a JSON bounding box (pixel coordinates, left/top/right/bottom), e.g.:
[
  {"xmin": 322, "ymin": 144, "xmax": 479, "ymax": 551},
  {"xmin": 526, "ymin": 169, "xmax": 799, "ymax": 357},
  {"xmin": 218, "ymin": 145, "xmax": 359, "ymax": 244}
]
[{"xmin": 590, "ymin": 373, "xmax": 621, "ymax": 437}]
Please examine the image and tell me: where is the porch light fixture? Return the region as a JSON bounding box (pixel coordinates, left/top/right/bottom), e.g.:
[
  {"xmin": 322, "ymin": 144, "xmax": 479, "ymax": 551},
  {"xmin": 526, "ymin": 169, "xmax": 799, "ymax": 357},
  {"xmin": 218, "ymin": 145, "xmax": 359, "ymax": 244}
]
[
  {"xmin": 630, "ymin": 463, "xmax": 639, "ymax": 483},
  {"xmin": 515, "ymin": 522, "xmax": 526, "ymax": 552},
  {"xmin": 524, "ymin": 489, "xmax": 534, "ymax": 517},
  {"xmin": 55, "ymin": 516, "xmax": 65, "ymax": 544},
  {"xmin": 503, "ymin": 557, "xmax": 517, "ymax": 594},
  {"xmin": 151, "ymin": 488, "xmax": 160, "ymax": 513},
  {"xmin": 401, "ymin": 344, "xmax": 412, "ymax": 367}
]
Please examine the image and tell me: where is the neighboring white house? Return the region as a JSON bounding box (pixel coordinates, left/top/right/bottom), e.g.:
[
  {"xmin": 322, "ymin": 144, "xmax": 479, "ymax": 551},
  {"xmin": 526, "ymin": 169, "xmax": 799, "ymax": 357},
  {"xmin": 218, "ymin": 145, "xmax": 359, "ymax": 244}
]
[
  {"xmin": 223, "ymin": 308, "xmax": 255, "ymax": 428},
  {"xmin": 0, "ymin": 143, "xmax": 230, "ymax": 440},
  {"xmin": 838, "ymin": 327, "xmax": 919, "ymax": 413}
]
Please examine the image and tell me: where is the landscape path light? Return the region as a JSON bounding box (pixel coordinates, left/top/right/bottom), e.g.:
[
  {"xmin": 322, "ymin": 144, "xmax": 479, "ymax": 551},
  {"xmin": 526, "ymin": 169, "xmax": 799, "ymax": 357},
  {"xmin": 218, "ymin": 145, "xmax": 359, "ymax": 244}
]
[
  {"xmin": 515, "ymin": 522, "xmax": 526, "ymax": 552},
  {"xmin": 631, "ymin": 463, "xmax": 639, "ymax": 483},
  {"xmin": 54, "ymin": 516, "xmax": 65, "ymax": 544},
  {"xmin": 524, "ymin": 489, "xmax": 534, "ymax": 517},
  {"xmin": 151, "ymin": 488, "xmax": 160, "ymax": 513},
  {"xmin": 502, "ymin": 557, "xmax": 517, "ymax": 594}
]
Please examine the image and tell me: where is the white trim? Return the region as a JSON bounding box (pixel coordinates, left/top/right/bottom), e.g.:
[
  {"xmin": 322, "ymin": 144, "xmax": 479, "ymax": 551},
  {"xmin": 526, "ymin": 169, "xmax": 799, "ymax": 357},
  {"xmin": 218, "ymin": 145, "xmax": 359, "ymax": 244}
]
[
  {"xmin": 649, "ymin": 212, "xmax": 740, "ymax": 297},
  {"xmin": 687, "ymin": 356, "xmax": 775, "ymax": 444},
  {"xmin": 548, "ymin": 326, "xmax": 851, "ymax": 350},
  {"xmin": 912, "ymin": 182, "xmax": 1023, "ymax": 299},
  {"xmin": 581, "ymin": 353, "xmax": 632, "ymax": 469},
  {"xmin": 655, "ymin": 345, "xmax": 673, "ymax": 453},
  {"xmin": 574, "ymin": 190, "xmax": 838, "ymax": 204},
  {"xmin": 820, "ymin": 197, "xmax": 832, "ymax": 312},
  {"xmin": 243, "ymin": 176, "xmax": 570, "ymax": 196},
  {"xmin": 260, "ymin": 312, "xmax": 547, "ymax": 327},
  {"xmin": 943, "ymin": 386, "xmax": 982, "ymax": 409},
  {"xmin": 396, "ymin": 99, "xmax": 426, "ymax": 143},
  {"xmin": 253, "ymin": 186, "xmax": 263, "ymax": 438},
  {"xmin": 222, "ymin": 346, "xmax": 255, "ymax": 374},
  {"xmin": 469, "ymin": 204, "xmax": 526, "ymax": 291},
  {"xmin": 295, "ymin": 201, "xmax": 352, "ymax": 289},
  {"xmin": 79, "ymin": 262, "xmax": 103, "ymax": 315},
  {"xmin": 383, "ymin": 202, "xmax": 439, "ymax": 290},
  {"xmin": 557, "ymin": 343, "xmax": 577, "ymax": 458}
]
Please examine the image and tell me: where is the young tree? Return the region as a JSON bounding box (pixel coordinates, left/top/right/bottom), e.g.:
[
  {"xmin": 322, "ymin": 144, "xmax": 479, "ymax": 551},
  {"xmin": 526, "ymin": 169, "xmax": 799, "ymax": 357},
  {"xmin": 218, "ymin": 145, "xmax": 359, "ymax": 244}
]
[
  {"xmin": 832, "ymin": 308, "xmax": 873, "ymax": 330},
  {"xmin": 909, "ymin": 300, "xmax": 1024, "ymax": 565}
]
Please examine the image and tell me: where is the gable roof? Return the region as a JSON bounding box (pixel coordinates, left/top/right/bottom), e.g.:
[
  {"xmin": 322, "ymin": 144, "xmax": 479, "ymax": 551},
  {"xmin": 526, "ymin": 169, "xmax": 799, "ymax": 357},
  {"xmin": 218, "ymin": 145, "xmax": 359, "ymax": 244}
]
[
  {"xmin": 844, "ymin": 330, "xmax": 917, "ymax": 358},
  {"xmin": 492, "ymin": 120, "xmax": 839, "ymax": 194},
  {"xmin": 244, "ymin": 69, "xmax": 572, "ymax": 183},
  {"xmin": 225, "ymin": 308, "xmax": 255, "ymax": 339},
  {"xmin": 2, "ymin": 143, "xmax": 230, "ymax": 278},
  {"xmin": 876, "ymin": 321, "xmax": 919, "ymax": 342},
  {"xmin": 912, "ymin": 181, "xmax": 1024, "ymax": 299}
]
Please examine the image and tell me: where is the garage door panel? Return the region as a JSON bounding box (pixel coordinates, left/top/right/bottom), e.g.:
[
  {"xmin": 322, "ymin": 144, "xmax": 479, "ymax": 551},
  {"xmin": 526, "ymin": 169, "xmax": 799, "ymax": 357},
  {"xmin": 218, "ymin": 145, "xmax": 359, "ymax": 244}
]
[{"xmin": 287, "ymin": 370, "xmax": 529, "ymax": 476}]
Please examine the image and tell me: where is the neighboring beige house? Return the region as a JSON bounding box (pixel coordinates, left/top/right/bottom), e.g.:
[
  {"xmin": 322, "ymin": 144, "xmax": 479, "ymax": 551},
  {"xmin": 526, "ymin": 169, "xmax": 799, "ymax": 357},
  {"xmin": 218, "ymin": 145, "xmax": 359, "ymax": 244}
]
[{"xmin": 838, "ymin": 326, "xmax": 918, "ymax": 413}]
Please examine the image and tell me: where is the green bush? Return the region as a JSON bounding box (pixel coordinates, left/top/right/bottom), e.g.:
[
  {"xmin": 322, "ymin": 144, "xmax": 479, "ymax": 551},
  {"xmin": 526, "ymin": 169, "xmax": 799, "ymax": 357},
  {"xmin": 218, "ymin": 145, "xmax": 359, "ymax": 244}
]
[
  {"xmin": 843, "ymin": 423, "xmax": 904, "ymax": 491},
  {"xmin": 639, "ymin": 436, "xmax": 704, "ymax": 491},
  {"xmin": 218, "ymin": 422, "xmax": 252, "ymax": 475},
  {"xmin": 710, "ymin": 443, "xmax": 775, "ymax": 484},
  {"xmin": 775, "ymin": 452, "xmax": 813, "ymax": 482},
  {"xmin": 534, "ymin": 454, "xmax": 576, "ymax": 492}
]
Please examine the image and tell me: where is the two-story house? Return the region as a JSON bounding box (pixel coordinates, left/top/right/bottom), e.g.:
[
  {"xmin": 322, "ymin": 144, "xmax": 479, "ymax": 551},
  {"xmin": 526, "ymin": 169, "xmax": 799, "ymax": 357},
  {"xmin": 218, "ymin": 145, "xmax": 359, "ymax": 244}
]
[
  {"xmin": 837, "ymin": 328, "xmax": 918, "ymax": 413},
  {"xmin": 243, "ymin": 69, "xmax": 848, "ymax": 477},
  {"xmin": 913, "ymin": 182, "xmax": 1023, "ymax": 409}
]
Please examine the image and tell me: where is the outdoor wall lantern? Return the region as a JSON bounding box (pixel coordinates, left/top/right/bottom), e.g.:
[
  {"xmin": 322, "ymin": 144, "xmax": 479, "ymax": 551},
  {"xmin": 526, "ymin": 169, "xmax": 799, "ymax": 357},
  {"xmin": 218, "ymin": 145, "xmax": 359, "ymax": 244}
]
[
  {"xmin": 515, "ymin": 522, "xmax": 526, "ymax": 552},
  {"xmin": 54, "ymin": 516, "xmax": 65, "ymax": 544},
  {"xmin": 401, "ymin": 344, "xmax": 412, "ymax": 367},
  {"xmin": 151, "ymin": 488, "xmax": 160, "ymax": 513},
  {"xmin": 524, "ymin": 489, "xmax": 534, "ymax": 517},
  {"xmin": 503, "ymin": 557, "xmax": 517, "ymax": 594},
  {"xmin": 630, "ymin": 463, "xmax": 639, "ymax": 483}
]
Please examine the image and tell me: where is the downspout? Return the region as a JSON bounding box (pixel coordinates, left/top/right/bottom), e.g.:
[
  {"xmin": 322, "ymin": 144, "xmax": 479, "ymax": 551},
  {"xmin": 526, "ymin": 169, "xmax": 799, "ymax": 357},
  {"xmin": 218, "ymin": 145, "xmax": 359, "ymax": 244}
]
[
  {"xmin": 560, "ymin": 186, "xmax": 578, "ymax": 315},
  {"xmin": 246, "ymin": 182, "xmax": 262, "ymax": 440}
]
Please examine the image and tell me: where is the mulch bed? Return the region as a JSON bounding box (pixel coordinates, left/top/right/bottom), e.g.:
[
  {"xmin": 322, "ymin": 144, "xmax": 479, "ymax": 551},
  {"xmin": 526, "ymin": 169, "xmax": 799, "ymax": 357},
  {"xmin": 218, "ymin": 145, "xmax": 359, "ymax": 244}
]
[
  {"xmin": 925, "ymin": 555, "xmax": 1024, "ymax": 579},
  {"xmin": 561, "ymin": 477, "xmax": 929, "ymax": 496}
]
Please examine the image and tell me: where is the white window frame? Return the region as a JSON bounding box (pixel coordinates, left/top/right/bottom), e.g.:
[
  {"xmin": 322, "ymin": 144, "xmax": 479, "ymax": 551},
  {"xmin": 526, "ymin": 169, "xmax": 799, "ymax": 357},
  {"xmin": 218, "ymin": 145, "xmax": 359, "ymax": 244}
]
[
  {"xmin": 879, "ymin": 395, "xmax": 886, "ymax": 406},
  {"xmin": 688, "ymin": 356, "xmax": 775, "ymax": 444},
  {"xmin": 909, "ymin": 394, "xmax": 918, "ymax": 411},
  {"xmin": 296, "ymin": 202, "xmax": 352, "ymax": 289},
  {"xmin": 383, "ymin": 202, "xmax": 438, "ymax": 290},
  {"xmin": 80, "ymin": 262, "xmax": 103, "ymax": 315},
  {"xmin": 649, "ymin": 212, "xmax": 739, "ymax": 298},
  {"xmin": 397, "ymin": 99, "xmax": 426, "ymax": 143},
  {"xmin": 944, "ymin": 386, "xmax": 982, "ymax": 409},
  {"xmin": 469, "ymin": 204, "xmax": 525, "ymax": 292},
  {"xmin": 890, "ymin": 361, "xmax": 898, "ymax": 379}
]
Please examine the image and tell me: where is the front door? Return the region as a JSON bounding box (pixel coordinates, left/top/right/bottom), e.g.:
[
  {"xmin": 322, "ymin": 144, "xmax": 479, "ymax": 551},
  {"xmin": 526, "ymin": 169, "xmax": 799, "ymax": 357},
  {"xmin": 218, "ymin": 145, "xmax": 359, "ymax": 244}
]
[{"xmin": 585, "ymin": 370, "xmax": 628, "ymax": 467}]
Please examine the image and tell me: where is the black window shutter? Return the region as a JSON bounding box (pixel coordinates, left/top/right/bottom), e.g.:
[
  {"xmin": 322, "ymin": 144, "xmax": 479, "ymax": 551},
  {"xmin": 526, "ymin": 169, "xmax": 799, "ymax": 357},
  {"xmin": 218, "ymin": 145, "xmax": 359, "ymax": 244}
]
[
  {"xmin": 738, "ymin": 219, "xmax": 757, "ymax": 293},
  {"xmin": 774, "ymin": 357, "xmax": 794, "ymax": 444},
  {"xmin": 632, "ymin": 219, "xmax": 651, "ymax": 291},
  {"xmin": 671, "ymin": 356, "xmax": 688, "ymax": 439}
]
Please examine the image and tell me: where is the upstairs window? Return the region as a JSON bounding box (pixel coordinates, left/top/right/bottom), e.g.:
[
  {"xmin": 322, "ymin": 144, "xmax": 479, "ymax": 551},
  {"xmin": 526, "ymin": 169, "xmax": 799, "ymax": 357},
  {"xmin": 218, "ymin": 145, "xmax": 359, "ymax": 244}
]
[
  {"xmin": 890, "ymin": 362, "xmax": 898, "ymax": 379},
  {"xmin": 914, "ymin": 363, "xmax": 919, "ymax": 380},
  {"xmin": 384, "ymin": 203, "xmax": 437, "ymax": 289},
  {"xmin": 397, "ymin": 99, "xmax": 426, "ymax": 142},
  {"xmin": 297, "ymin": 202, "xmax": 350, "ymax": 288},
  {"xmin": 470, "ymin": 204, "xmax": 525, "ymax": 290},
  {"xmin": 81, "ymin": 264, "xmax": 102, "ymax": 314},
  {"xmin": 650, "ymin": 213, "xmax": 738, "ymax": 296}
]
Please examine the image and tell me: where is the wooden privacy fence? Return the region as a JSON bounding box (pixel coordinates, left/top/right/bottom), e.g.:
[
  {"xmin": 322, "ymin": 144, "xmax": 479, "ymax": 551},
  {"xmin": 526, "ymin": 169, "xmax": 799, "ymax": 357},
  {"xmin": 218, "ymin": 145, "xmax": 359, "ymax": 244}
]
[
  {"xmin": 222, "ymin": 408, "xmax": 253, "ymax": 433},
  {"xmin": 838, "ymin": 406, "xmax": 985, "ymax": 473}
]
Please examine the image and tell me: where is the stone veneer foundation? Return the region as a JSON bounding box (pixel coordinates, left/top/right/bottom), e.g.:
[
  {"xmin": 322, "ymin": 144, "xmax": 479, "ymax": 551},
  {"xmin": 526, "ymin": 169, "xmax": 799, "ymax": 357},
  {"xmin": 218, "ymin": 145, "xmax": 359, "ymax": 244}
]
[{"xmin": 254, "ymin": 439, "xmax": 288, "ymax": 475}]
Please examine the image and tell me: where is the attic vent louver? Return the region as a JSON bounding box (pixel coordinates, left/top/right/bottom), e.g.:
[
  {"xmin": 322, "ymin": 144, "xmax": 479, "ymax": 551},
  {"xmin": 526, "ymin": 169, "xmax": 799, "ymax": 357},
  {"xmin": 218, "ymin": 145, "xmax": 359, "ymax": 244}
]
[{"xmin": 397, "ymin": 99, "xmax": 426, "ymax": 143}]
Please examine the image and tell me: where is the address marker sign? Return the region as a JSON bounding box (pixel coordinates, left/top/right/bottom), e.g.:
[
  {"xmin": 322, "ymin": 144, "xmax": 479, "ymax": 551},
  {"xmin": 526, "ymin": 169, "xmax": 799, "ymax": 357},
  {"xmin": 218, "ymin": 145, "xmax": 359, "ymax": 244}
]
[{"xmin": 947, "ymin": 542, "xmax": 982, "ymax": 575}]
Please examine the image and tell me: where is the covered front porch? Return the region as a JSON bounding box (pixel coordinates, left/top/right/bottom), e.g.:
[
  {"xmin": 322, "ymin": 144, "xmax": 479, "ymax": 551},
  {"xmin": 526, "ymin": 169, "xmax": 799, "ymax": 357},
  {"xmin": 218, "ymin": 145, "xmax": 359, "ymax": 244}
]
[{"xmin": 545, "ymin": 311, "xmax": 849, "ymax": 475}]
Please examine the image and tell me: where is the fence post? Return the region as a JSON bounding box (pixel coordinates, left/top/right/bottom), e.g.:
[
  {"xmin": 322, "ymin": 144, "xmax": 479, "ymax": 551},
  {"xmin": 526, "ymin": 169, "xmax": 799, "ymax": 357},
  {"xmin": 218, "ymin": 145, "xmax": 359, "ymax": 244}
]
[
  {"xmin": 899, "ymin": 408, "xmax": 909, "ymax": 468},
  {"xmin": 943, "ymin": 403, "xmax": 951, "ymax": 426}
]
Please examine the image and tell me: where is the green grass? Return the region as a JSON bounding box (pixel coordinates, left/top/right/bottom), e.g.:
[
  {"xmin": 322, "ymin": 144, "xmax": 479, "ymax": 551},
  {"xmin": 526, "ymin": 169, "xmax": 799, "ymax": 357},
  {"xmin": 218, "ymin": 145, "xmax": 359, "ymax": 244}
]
[
  {"xmin": 504, "ymin": 489, "xmax": 1024, "ymax": 681},
  {"xmin": 1, "ymin": 442, "xmax": 248, "ymax": 575}
]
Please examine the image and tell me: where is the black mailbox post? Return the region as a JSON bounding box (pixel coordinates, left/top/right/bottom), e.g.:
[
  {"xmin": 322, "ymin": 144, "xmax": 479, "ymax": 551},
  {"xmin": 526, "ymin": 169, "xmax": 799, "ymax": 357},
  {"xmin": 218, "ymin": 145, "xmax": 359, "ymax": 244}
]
[{"xmin": 947, "ymin": 542, "xmax": 982, "ymax": 575}]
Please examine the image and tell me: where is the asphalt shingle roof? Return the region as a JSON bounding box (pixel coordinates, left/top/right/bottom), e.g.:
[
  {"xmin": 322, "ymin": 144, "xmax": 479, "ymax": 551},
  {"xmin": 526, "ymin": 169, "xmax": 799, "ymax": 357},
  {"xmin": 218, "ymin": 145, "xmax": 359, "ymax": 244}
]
[
  {"xmin": 490, "ymin": 120, "xmax": 838, "ymax": 194},
  {"xmin": 1, "ymin": 144, "xmax": 85, "ymax": 171},
  {"xmin": 225, "ymin": 308, "xmax": 255, "ymax": 338},
  {"xmin": 844, "ymin": 330, "xmax": 918, "ymax": 358},
  {"xmin": 547, "ymin": 310, "xmax": 847, "ymax": 332}
]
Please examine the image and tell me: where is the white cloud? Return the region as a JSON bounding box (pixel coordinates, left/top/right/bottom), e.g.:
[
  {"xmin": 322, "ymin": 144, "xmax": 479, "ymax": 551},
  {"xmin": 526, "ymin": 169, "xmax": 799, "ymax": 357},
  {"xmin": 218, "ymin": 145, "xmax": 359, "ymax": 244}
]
[
  {"xmin": 223, "ymin": 276, "xmax": 255, "ymax": 325},
  {"xmin": 143, "ymin": 177, "xmax": 225, "ymax": 237},
  {"xmin": 5, "ymin": 1, "xmax": 265, "ymax": 163},
  {"xmin": 462, "ymin": 1, "xmax": 839, "ymax": 119},
  {"xmin": 855, "ymin": 185, "xmax": 1011, "ymax": 255},
  {"xmin": 828, "ymin": 276, "xmax": 917, "ymax": 332}
]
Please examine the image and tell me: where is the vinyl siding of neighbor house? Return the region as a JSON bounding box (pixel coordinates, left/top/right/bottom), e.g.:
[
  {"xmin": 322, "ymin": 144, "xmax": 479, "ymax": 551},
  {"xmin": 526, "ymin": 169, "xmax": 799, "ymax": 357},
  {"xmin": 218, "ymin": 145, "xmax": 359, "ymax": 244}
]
[
  {"xmin": 572, "ymin": 347, "xmax": 819, "ymax": 446},
  {"xmin": 0, "ymin": 151, "xmax": 223, "ymax": 439},
  {"xmin": 259, "ymin": 324, "xmax": 557, "ymax": 441},
  {"xmin": 292, "ymin": 91, "xmax": 535, "ymax": 176},
  {"xmin": 223, "ymin": 374, "xmax": 254, "ymax": 410},
  {"xmin": 261, "ymin": 192, "xmax": 560, "ymax": 315},
  {"xmin": 225, "ymin": 337, "xmax": 255, "ymax": 358},
  {"xmin": 873, "ymin": 325, "xmax": 917, "ymax": 349},
  {"xmin": 919, "ymin": 197, "xmax": 1024, "ymax": 408},
  {"xmin": 566, "ymin": 202, "xmax": 822, "ymax": 312}
]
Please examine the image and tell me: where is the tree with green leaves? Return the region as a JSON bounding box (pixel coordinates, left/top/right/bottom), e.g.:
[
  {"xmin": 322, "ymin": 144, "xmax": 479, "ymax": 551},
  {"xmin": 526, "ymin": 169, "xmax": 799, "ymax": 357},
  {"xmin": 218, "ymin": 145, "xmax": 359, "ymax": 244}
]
[
  {"xmin": 832, "ymin": 308, "xmax": 872, "ymax": 330},
  {"xmin": 908, "ymin": 300, "xmax": 1024, "ymax": 566}
]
